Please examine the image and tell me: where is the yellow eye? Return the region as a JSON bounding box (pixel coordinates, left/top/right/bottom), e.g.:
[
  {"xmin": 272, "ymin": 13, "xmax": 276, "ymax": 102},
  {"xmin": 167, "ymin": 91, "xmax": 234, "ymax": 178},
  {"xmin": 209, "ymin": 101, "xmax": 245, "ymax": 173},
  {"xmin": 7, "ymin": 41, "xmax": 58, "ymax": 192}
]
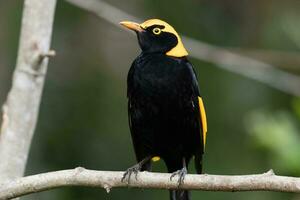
[{"xmin": 152, "ymin": 27, "xmax": 161, "ymax": 35}]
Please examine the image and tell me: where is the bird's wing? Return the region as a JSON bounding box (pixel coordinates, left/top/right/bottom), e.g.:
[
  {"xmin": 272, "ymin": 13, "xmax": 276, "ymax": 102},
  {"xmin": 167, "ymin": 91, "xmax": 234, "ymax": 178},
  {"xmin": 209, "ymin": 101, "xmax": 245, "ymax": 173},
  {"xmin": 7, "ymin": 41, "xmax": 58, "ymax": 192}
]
[
  {"xmin": 127, "ymin": 59, "xmax": 153, "ymax": 170},
  {"xmin": 186, "ymin": 61, "xmax": 207, "ymax": 150},
  {"xmin": 127, "ymin": 60, "xmax": 143, "ymax": 160},
  {"xmin": 185, "ymin": 61, "xmax": 207, "ymax": 174}
]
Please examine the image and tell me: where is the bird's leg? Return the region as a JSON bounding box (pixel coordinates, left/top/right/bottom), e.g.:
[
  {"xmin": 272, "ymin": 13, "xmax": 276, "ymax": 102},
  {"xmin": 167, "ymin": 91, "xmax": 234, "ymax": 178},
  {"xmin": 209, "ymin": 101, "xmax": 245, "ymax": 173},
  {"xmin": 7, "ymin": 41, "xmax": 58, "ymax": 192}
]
[
  {"xmin": 170, "ymin": 158, "xmax": 187, "ymax": 188},
  {"xmin": 121, "ymin": 156, "xmax": 151, "ymax": 184}
]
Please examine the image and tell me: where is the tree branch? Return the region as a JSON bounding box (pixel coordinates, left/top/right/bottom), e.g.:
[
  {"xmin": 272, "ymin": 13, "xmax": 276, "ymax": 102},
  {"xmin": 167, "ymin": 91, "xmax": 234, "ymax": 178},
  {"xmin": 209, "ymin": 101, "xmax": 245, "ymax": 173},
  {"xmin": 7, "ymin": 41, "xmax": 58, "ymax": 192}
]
[
  {"xmin": 66, "ymin": 0, "xmax": 300, "ymax": 97},
  {"xmin": 0, "ymin": 0, "xmax": 57, "ymax": 182},
  {"xmin": 226, "ymin": 48, "xmax": 300, "ymax": 73},
  {"xmin": 1, "ymin": 168, "xmax": 300, "ymax": 199}
]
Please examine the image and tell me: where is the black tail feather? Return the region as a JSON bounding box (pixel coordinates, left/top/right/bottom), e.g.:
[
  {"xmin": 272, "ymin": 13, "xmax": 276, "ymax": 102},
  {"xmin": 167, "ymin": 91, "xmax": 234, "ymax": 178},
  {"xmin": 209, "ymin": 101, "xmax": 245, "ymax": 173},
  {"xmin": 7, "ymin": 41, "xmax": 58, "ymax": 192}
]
[{"xmin": 169, "ymin": 190, "xmax": 190, "ymax": 200}]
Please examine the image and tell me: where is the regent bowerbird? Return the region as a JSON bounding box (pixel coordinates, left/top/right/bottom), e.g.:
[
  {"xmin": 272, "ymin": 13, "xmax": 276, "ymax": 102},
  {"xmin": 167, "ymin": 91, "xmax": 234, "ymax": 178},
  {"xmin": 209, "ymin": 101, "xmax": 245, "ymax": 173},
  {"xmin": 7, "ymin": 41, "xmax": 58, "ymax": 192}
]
[{"xmin": 120, "ymin": 19, "xmax": 208, "ymax": 200}]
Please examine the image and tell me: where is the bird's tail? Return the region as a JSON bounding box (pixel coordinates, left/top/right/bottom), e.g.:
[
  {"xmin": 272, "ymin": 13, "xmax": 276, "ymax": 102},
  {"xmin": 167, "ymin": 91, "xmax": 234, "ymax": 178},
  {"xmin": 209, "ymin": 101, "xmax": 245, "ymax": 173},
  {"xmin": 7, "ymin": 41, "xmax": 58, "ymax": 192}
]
[{"xmin": 169, "ymin": 190, "xmax": 190, "ymax": 200}]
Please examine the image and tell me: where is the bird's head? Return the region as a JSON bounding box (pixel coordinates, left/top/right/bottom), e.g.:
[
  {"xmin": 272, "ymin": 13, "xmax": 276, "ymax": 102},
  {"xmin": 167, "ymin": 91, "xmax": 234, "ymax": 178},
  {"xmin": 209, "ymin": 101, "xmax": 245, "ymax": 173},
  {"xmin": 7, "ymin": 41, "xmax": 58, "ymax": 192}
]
[{"xmin": 120, "ymin": 19, "xmax": 188, "ymax": 58}]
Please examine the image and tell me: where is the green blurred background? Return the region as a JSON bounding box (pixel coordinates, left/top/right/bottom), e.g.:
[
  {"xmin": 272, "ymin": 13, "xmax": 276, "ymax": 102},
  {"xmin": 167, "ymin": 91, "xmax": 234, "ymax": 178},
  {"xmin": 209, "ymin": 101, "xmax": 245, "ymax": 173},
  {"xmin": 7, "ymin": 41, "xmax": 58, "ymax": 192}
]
[{"xmin": 0, "ymin": 0, "xmax": 300, "ymax": 199}]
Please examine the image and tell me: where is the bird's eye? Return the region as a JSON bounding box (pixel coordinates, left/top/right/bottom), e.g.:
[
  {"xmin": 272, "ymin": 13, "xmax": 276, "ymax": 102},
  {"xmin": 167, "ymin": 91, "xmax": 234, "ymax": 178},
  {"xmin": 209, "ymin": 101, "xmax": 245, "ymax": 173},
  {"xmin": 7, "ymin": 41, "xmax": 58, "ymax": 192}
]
[{"xmin": 152, "ymin": 27, "xmax": 161, "ymax": 35}]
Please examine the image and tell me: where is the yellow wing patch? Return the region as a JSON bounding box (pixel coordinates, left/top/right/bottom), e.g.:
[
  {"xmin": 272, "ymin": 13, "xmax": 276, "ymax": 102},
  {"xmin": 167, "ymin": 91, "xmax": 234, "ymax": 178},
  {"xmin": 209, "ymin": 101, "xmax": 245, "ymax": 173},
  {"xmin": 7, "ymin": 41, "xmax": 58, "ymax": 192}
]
[
  {"xmin": 152, "ymin": 156, "xmax": 160, "ymax": 162},
  {"xmin": 198, "ymin": 97, "xmax": 207, "ymax": 149}
]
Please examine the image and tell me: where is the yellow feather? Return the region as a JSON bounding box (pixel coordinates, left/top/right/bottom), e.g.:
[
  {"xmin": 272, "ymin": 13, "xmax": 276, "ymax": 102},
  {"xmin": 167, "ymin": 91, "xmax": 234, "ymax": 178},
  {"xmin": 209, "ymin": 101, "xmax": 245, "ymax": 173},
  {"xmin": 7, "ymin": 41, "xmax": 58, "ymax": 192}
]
[
  {"xmin": 151, "ymin": 156, "xmax": 160, "ymax": 162},
  {"xmin": 198, "ymin": 97, "xmax": 207, "ymax": 149}
]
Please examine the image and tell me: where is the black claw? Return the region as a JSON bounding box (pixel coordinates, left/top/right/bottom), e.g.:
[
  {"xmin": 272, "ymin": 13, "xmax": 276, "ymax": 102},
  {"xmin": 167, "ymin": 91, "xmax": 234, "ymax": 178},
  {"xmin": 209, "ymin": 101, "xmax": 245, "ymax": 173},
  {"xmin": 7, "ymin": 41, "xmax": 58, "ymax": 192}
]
[
  {"xmin": 170, "ymin": 167, "xmax": 187, "ymax": 188},
  {"xmin": 121, "ymin": 164, "xmax": 141, "ymax": 184}
]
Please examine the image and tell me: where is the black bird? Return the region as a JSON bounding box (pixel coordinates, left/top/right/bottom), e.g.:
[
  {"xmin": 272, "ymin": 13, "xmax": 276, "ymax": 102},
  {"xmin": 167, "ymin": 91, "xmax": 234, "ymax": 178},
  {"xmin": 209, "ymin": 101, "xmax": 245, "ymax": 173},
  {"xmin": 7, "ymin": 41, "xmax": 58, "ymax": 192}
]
[{"xmin": 120, "ymin": 19, "xmax": 207, "ymax": 200}]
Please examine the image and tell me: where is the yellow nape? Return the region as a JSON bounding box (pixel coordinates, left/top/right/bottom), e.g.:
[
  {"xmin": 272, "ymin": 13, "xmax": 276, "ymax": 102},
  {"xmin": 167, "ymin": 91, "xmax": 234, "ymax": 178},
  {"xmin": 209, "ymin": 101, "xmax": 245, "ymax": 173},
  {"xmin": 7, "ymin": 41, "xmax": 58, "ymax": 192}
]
[
  {"xmin": 152, "ymin": 156, "xmax": 160, "ymax": 162},
  {"xmin": 140, "ymin": 19, "xmax": 188, "ymax": 57},
  {"xmin": 198, "ymin": 97, "xmax": 207, "ymax": 149}
]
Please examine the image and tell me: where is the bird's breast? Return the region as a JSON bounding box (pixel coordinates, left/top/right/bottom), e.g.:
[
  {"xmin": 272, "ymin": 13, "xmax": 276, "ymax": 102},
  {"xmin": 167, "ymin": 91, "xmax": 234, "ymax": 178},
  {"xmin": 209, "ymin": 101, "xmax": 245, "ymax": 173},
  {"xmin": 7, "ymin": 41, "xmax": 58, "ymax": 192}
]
[{"xmin": 133, "ymin": 54, "xmax": 186, "ymax": 98}]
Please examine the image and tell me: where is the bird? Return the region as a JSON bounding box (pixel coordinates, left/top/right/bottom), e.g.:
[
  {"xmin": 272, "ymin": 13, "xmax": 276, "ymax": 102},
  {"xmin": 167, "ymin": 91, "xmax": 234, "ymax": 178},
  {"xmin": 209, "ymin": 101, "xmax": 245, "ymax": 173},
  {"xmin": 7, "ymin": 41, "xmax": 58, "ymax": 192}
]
[{"xmin": 120, "ymin": 19, "xmax": 207, "ymax": 200}]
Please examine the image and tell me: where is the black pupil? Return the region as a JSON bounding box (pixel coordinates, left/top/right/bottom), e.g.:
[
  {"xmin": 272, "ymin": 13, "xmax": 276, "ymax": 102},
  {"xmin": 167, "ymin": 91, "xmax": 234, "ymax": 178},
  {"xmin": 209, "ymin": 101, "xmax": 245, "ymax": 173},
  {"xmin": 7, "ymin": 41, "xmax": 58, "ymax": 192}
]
[{"xmin": 154, "ymin": 29, "xmax": 159, "ymax": 33}]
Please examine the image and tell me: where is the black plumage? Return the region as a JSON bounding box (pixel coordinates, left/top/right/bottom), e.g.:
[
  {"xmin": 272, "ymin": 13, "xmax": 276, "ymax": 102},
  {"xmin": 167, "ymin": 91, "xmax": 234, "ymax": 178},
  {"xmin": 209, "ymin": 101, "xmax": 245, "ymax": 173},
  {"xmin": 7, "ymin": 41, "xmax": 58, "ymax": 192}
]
[{"xmin": 120, "ymin": 19, "xmax": 207, "ymax": 200}]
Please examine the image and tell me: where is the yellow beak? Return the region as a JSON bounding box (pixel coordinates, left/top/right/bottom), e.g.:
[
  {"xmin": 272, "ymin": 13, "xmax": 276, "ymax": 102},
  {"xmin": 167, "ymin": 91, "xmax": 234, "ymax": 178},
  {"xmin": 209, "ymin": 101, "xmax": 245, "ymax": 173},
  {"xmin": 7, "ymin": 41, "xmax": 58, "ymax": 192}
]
[{"xmin": 119, "ymin": 21, "xmax": 144, "ymax": 32}]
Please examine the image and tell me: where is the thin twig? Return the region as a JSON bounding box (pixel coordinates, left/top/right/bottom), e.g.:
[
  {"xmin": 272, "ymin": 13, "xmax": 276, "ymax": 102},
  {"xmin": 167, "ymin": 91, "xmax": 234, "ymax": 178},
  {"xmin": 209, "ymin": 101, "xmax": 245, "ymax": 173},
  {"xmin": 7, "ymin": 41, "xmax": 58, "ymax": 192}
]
[
  {"xmin": 66, "ymin": 0, "xmax": 300, "ymax": 97},
  {"xmin": 1, "ymin": 168, "xmax": 300, "ymax": 199},
  {"xmin": 40, "ymin": 50, "xmax": 56, "ymax": 58}
]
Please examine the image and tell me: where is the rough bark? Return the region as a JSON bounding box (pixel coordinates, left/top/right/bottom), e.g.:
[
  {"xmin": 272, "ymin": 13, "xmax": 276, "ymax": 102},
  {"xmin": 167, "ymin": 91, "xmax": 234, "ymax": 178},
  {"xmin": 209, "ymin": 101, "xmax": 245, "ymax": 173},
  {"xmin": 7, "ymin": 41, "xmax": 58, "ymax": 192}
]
[{"xmin": 0, "ymin": 0, "xmax": 57, "ymax": 182}]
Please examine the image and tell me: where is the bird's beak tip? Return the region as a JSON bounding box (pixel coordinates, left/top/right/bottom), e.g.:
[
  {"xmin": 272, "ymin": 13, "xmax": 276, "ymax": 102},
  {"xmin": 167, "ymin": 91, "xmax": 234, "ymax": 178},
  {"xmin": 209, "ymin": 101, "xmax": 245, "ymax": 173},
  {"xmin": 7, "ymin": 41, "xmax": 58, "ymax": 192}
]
[
  {"xmin": 119, "ymin": 21, "xmax": 143, "ymax": 32},
  {"xmin": 119, "ymin": 21, "xmax": 127, "ymax": 25}
]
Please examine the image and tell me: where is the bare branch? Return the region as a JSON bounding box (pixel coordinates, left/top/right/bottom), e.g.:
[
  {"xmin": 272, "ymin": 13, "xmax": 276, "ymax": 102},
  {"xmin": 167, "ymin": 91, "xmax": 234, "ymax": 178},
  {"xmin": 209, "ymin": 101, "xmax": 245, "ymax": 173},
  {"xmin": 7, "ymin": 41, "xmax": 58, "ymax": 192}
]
[
  {"xmin": 1, "ymin": 168, "xmax": 300, "ymax": 199},
  {"xmin": 0, "ymin": 0, "xmax": 57, "ymax": 182},
  {"xmin": 66, "ymin": 0, "xmax": 300, "ymax": 97},
  {"xmin": 184, "ymin": 37, "xmax": 300, "ymax": 97},
  {"xmin": 226, "ymin": 48, "xmax": 300, "ymax": 72}
]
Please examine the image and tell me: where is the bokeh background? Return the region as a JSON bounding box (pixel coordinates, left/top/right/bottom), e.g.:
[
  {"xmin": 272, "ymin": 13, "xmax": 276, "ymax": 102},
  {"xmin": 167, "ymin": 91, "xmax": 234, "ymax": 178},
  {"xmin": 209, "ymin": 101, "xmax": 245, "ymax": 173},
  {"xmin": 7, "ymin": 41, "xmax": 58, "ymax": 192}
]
[{"xmin": 0, "ymin": 0, "xmax": 300, "ymax": 199}]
